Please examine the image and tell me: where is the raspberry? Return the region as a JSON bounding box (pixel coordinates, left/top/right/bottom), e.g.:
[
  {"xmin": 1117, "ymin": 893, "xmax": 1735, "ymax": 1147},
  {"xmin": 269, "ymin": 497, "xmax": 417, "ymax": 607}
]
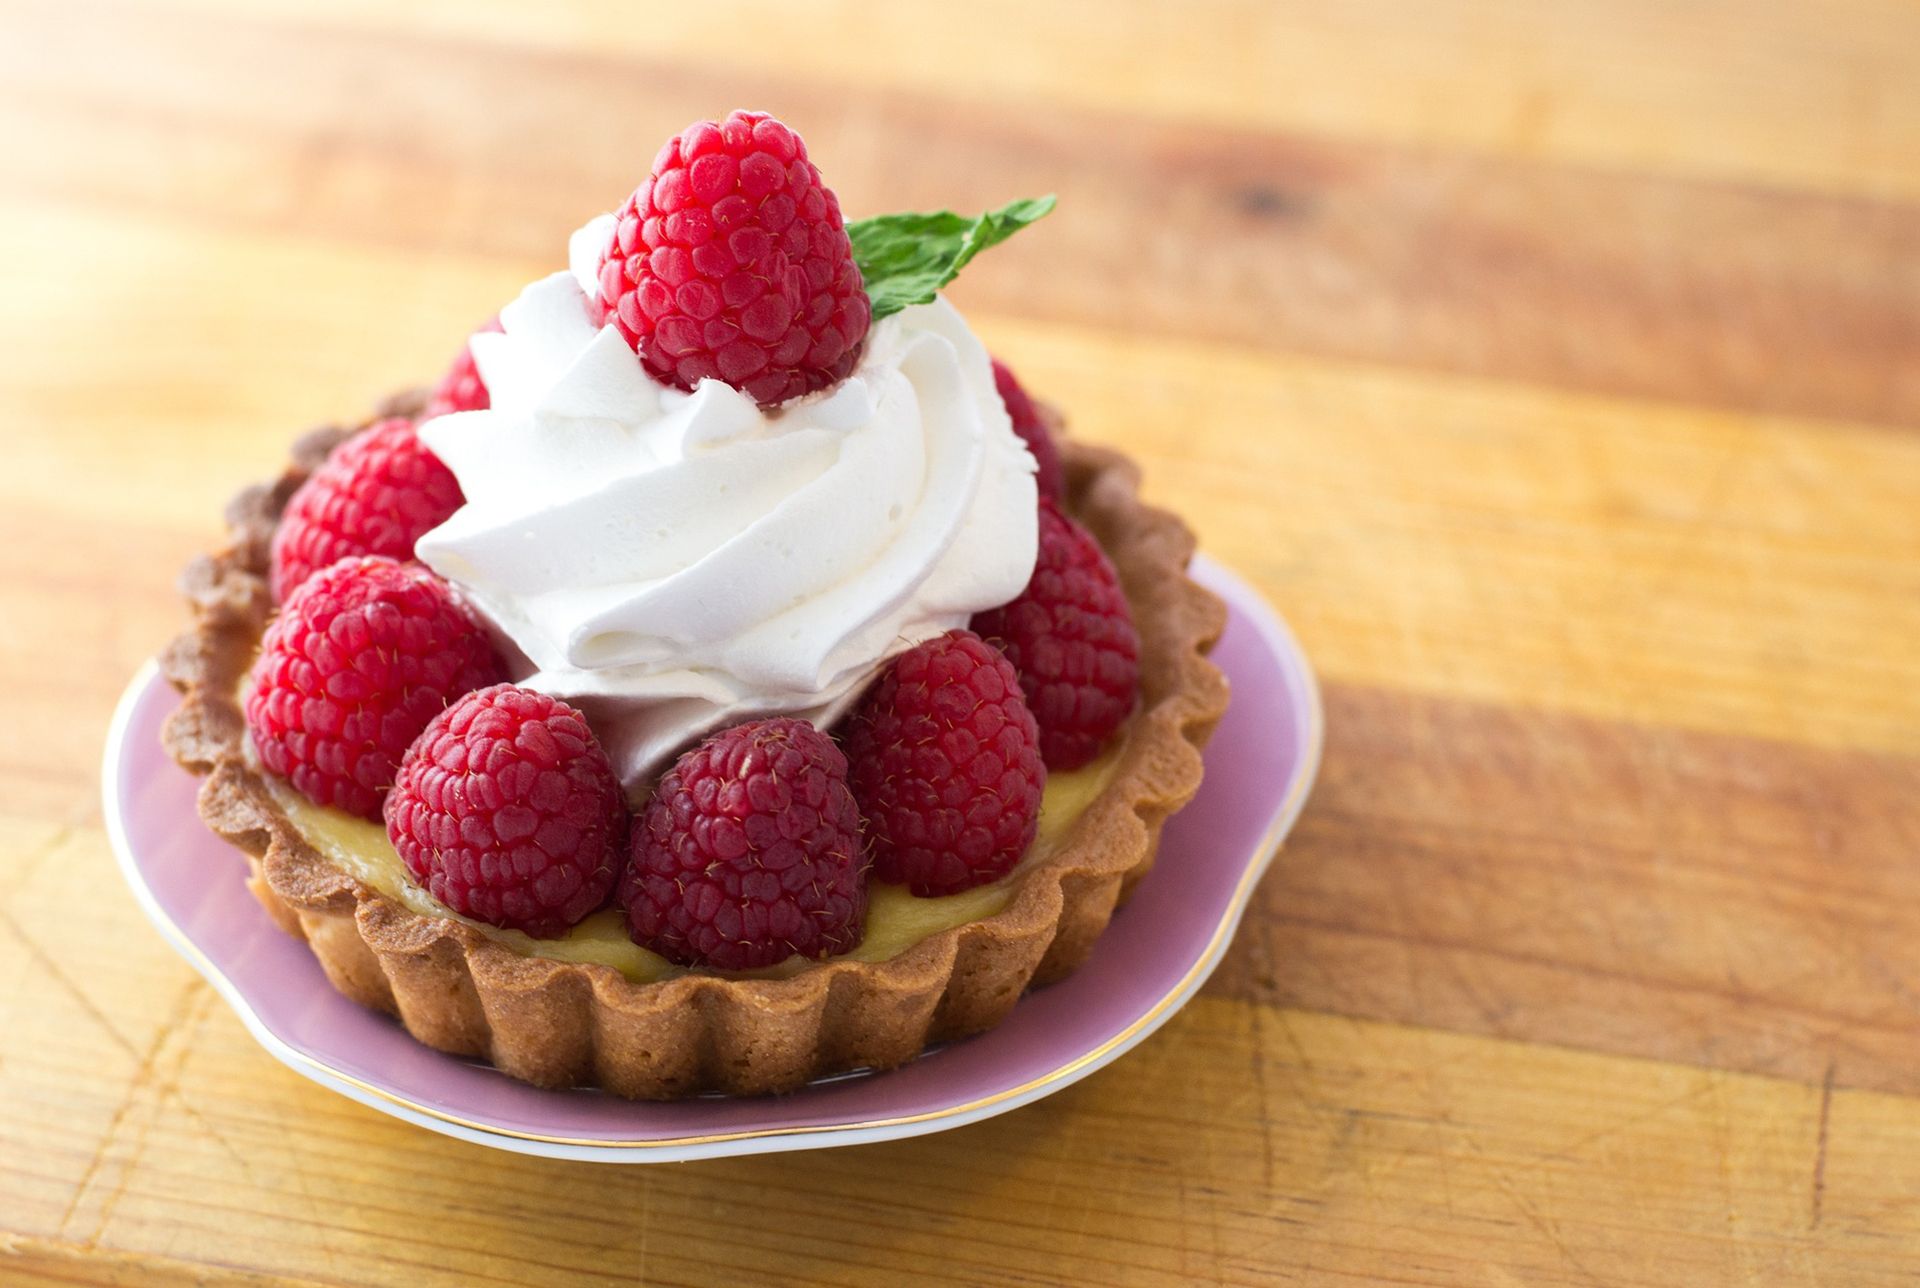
[
  {"xmin": 597, "ymin": 109, "xmax": 871, "ymax": 407},
  {"xmin": 622, "ymin": 718, "xmax": 867, "ymax": 970},
  {"xmin": 269, "ymin": 418, "xmax": 465, "ymax": 603},
  {"xmin": 991, "ymin": 358, "xmax": 1064, "ymax": 500},
  {"xmin": 424, "ymin": 314, "xmax": 504, "ymax": 417},
  {"xmin": 385, "ymin": 684, "xmax": 625, "ymax": 938},
  {"xmin": 842, "ymin": 631, "xmax": 1045, "ymax": 896},
  {"xmin": 970, "ymin": 500, "xmax": 1140, "ymax": 770},
  {"xmin": 245, "ymin": 557, "xmax": 506, "ymax": 819}
]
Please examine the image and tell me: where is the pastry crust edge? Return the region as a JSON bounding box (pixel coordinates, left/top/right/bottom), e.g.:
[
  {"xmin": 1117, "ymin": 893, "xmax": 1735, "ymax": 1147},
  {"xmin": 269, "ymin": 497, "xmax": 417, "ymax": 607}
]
[{"xmin": 158, "ymin": 391, "xmax": 1231, "ymax": 1098}]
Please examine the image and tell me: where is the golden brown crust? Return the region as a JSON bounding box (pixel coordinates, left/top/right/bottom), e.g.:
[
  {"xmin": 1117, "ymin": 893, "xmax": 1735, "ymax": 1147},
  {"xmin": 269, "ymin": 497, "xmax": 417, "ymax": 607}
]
[{"xmin": 160, "ymin": 394, "xmax": 1230, "ymax": 1097}]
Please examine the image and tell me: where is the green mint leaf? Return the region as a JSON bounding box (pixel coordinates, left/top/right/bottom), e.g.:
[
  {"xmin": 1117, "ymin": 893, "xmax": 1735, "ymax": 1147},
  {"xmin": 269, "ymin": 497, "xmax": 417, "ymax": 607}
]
[{"xmin": 848, "ymin": 195, "xmax": 1056, "ymax": 320}]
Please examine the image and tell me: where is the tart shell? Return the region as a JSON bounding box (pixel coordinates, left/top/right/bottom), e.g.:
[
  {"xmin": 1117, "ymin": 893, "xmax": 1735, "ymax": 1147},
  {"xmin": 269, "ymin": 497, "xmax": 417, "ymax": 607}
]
[{"xmin": 160, "ymin": 390, "xmax": 1230, "ymax": 1098}]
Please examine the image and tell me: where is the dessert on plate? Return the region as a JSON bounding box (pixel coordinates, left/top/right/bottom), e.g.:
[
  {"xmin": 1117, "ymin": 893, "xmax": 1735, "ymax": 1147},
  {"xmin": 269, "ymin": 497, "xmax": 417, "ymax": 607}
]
[{"xmin": 162, "ymin": 110, "xmax": 1228, "ymax": 1097}]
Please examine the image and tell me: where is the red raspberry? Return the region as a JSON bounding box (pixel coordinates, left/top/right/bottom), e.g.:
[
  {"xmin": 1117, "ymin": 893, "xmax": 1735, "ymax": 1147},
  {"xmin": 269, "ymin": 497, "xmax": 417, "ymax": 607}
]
[
  {"xmin": 622, "ymin": 718, "xmax": 867, "ymax": 970},
  {"xmin": 385, "ymin": 684, "xmax": 625, "ymax": 938},
  {"xmin": 970, "ymin": 500, "xmax": 1140, "ymax": 770},
  {"xmin": 424, "ymin": 314, "xmax": 504, "ymax": 417},
  {"xmin": 245, "ymin": 557, "xmax": 506, "ymax": 819},
  {"xmin": 991, "ymin": 358, "xmax": 1064, "ymax": 501},
  {"xmin": 269, "ymin": 418, "xmax": 464, "ymax": 603},
  {"xmin": 842, "ymin": 631, "xmax": 1045, "ymax": 896},
  {"xmin": 597, "ymin": 109, "xmax": 871, "ymax": 407}
]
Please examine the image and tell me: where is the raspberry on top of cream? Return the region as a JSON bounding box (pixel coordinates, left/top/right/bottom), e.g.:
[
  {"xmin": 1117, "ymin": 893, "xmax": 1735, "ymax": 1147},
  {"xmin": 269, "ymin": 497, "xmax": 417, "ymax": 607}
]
[{"xmin": 416, "ymin": 214, "xmax": 1040, "ymax": 794}]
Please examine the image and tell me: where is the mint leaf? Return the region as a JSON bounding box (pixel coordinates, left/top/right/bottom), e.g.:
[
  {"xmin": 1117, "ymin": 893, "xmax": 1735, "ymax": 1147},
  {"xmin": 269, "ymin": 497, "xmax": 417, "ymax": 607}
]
[{"xmin": 848, "ymin": 195, "xmax": 1056, "ymax": 320}]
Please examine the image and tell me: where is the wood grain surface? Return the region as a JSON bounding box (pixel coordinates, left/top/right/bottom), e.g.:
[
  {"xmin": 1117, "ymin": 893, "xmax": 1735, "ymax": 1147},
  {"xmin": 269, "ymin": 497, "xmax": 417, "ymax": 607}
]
[{"xmin": 3, "ymin": 1, "xmax": 1919, "ymax": 1283}]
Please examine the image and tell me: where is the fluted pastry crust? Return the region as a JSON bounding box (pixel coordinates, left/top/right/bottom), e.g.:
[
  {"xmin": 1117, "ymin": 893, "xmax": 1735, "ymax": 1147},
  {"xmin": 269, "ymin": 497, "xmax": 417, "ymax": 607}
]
[{"xmin": 160, "ymin": 391, "xmax": 1230, "ymax": 1097}]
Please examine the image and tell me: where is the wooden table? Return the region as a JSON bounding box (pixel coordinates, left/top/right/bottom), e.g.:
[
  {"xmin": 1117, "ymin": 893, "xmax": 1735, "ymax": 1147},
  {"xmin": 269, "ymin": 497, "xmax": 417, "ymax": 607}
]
[{"xmin": 4, "ymin": 1, "xmax": 1919, "ymax": 1282}]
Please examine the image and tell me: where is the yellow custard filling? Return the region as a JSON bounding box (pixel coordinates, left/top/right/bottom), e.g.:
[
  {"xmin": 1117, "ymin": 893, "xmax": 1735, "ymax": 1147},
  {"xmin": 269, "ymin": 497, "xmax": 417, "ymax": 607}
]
[{"xmin": 263, "ymin": 749, "xmax": 1119, "ymax": 984}]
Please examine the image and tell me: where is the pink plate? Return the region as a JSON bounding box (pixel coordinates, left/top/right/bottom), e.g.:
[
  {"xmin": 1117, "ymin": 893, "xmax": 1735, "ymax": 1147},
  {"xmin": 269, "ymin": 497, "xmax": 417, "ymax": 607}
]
[{"xmin": 104, "ymin": 555, "xmax": 1320, "ymax": 1162}]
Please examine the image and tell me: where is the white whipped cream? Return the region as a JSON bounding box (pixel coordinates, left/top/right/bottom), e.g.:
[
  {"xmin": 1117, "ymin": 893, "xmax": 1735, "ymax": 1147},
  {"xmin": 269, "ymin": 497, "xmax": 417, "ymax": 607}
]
[{"xmin": 416, "ymin": 215, "xmax": 1039, "ymax": 793}]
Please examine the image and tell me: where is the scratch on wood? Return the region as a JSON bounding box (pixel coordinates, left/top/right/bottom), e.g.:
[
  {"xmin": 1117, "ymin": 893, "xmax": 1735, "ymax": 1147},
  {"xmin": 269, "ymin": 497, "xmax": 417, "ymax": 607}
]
[
  {"xmin": 1548, "ymin": 1082, "xmax": 1716, "ymax": 1160},
  {"xmin": 0, "ymin": 903, "xmax": 251, "ymax": 1173},
  {"xmin": 1247, "ymin": 1006, "xmax": 1277, "ymax": 1191},
  {"xmin": 0, "ymin": 906, "xmax": 142, "ymax": 1064},
  {"xmin": 0, "ymin": 823, "xmax": 75, "ymax": 907},
  {"xmin": 55, "ymin": 1079, "xmax": 141, "ymax": 1237},
  {"xmin": 56, "ymin": 975, "xmax": 210, "ymax": 1245},
  {"xmin": 1811, "ymin": 1059, "xmax": 1835, "ymax": 1230}
]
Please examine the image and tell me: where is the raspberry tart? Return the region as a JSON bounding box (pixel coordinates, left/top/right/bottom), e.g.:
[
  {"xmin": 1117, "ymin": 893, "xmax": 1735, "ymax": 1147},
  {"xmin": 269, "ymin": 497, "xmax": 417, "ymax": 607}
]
[{"xmin": 162, "ymin": 110, "xmax": 1228, "ymax": 1097}]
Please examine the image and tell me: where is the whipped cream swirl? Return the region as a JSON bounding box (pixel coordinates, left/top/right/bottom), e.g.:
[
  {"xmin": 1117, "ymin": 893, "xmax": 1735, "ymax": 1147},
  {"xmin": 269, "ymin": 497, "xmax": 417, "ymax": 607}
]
[{"xmin": 416, "ymin": 215, "xmax": 1040, "ymax": 793}]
